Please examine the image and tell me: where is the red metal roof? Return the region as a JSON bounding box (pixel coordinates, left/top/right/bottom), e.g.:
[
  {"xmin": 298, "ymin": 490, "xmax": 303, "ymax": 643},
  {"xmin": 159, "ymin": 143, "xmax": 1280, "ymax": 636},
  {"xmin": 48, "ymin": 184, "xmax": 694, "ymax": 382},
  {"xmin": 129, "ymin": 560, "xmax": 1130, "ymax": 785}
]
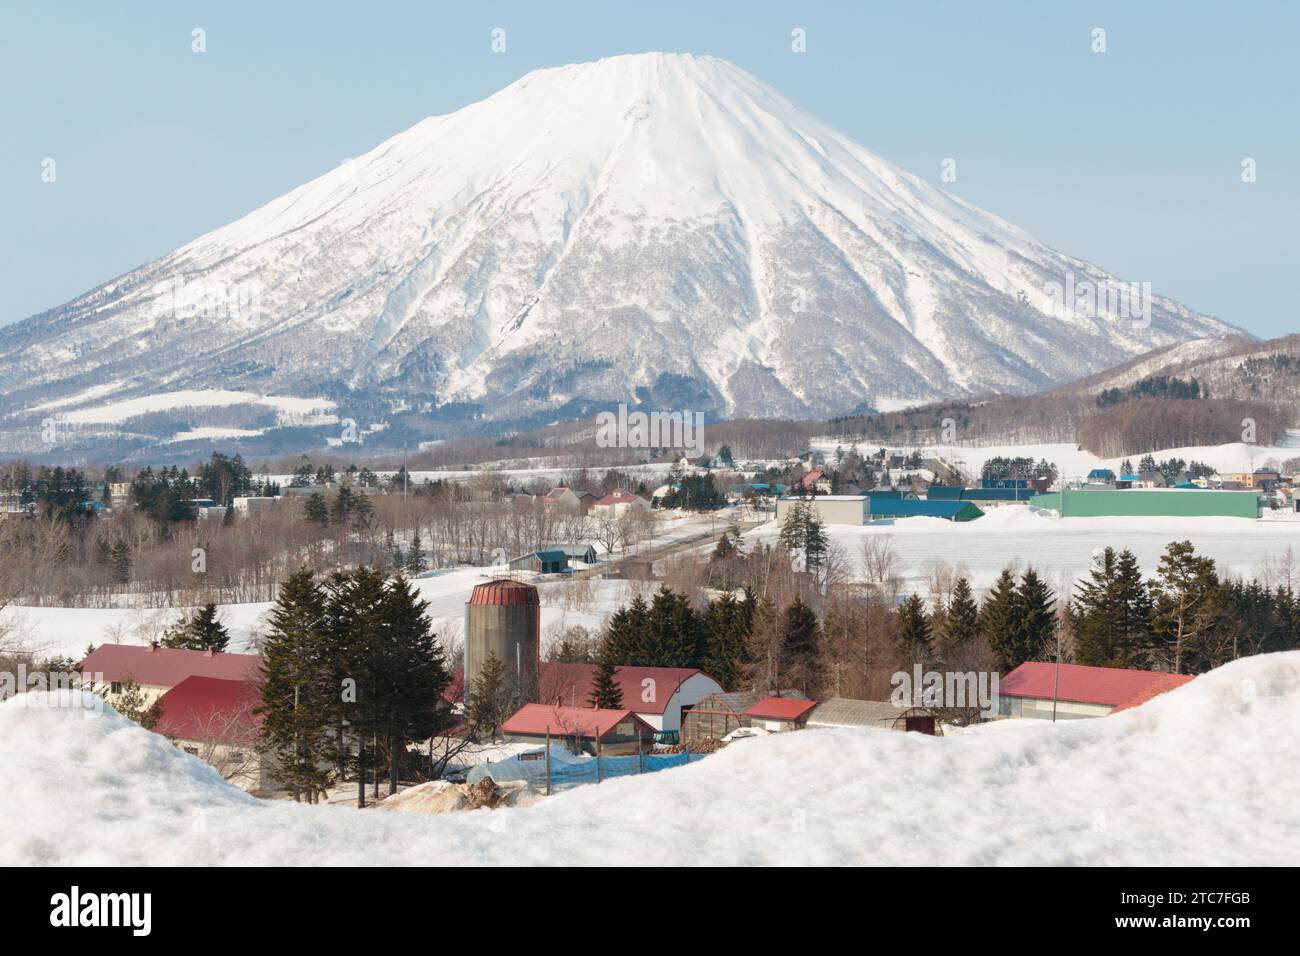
[
  {"xmin": 799, "ymin": 468, "xmax": 825, "ymax": 490},
  {"xmin": 80, "ymin": 643, "xmax": 261, "ymax": 687},
  {"xmin": 744, "ymin": 696, "xmax": 819, "ymax": 721},
  {"xmin": 538, "ymin": 662, "xmax": 714, "ymax": 715},
  {"xmin": 154, "ymin": 676, "xmax": 262, "ymax": 744},
  {"xmin": 500, "ymin": 703, "xmax": 651, "ymax": 739},
  {"xmin": 1000, "ymin": 662, "xmax": 1194, "ymax": 708},
  {"xmin": 468, "ymin": 579, "xmax": 540, "ymax": 606},
  {"xmin": 1109, "ymin": 672, "xmax": 1196, "ymax": 713},
  {"xmin": 594, "ymin": 489, "xmax": 644, "ymax": 506}
]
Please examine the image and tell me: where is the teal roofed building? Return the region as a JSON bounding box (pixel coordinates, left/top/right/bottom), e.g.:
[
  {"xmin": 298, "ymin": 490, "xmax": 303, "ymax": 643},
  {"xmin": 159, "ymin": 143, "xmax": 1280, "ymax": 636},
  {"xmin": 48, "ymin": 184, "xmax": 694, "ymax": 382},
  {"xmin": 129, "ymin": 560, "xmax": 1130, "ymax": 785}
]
[{"xmin": 866, "ymin": 498, "xmax": 983, "ymax": 522}]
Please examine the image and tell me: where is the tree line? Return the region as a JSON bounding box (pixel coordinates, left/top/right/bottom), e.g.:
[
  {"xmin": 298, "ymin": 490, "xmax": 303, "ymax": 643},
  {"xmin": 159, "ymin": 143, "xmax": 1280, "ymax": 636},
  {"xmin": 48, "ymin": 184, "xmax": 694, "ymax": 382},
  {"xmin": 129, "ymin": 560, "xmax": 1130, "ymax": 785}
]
[{"xmin": 257, "ymin": 566, "xmax": 452, "ymax": 804}]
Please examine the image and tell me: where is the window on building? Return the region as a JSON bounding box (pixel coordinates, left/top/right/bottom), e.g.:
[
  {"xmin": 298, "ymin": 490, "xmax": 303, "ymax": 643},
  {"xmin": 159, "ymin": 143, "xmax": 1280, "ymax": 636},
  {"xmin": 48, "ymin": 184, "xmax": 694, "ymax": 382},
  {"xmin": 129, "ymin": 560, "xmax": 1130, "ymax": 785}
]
[{"xmin": 110, "ymin": 681, "xmax": 122, "ymax": 694}]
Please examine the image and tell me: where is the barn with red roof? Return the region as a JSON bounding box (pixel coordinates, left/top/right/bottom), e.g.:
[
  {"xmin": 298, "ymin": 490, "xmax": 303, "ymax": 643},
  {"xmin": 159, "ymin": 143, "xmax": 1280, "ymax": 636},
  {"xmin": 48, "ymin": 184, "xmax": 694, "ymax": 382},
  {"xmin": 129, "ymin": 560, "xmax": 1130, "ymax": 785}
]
[
  {"xmin": 80, "ymin": 642, "xmax": 261, "ymax": 709},
  {"xmin": 500, "ymin": 703, "xmax": 655, "ymax": 755},
  {"xmin": 153, "ymin": 675, "xmax": 269, "ymax": 792},
  {"xmin": 537, "ymin": 662, "xmax": 723, "ymax": 734},
  {"xmin": 744, "ymin": 695, "xmax": 819, "ymax": 731},
  {"xmin": 998, "ymin": 662, "xmax": 1195, "ymax": 720}
]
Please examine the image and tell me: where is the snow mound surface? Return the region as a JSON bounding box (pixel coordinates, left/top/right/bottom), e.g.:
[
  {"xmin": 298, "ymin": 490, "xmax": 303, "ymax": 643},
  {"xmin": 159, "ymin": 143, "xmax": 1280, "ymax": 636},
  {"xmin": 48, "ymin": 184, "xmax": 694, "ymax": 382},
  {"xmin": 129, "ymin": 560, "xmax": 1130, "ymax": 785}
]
[{"xmin": 3, "ymin": 654, "xmax": 1298, "ymax": 865}]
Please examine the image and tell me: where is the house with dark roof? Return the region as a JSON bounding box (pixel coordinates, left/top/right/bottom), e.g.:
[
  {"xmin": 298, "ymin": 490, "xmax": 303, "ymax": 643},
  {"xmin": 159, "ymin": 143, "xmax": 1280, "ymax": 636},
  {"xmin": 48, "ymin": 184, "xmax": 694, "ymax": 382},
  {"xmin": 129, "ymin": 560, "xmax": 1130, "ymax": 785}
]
[
  {"xmin": 507, "ymin": 549, "xmax": 570, "ymax": 574},
  {"xmin": 537, "ymin": 662, "xmax": 723, "ymax": 733},
  {"xmin": 544, "ymin": 543, "xmax": 599, "ymax": 565},
  {"xmin": 998, "ymin": 662, "xmax": 1194, "ymax": 720}
]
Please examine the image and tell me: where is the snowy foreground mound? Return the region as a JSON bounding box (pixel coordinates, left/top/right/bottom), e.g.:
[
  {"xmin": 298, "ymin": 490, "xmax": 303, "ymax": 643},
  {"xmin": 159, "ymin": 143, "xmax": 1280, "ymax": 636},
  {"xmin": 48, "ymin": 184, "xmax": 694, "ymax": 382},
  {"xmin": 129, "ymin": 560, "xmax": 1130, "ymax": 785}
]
[{"xmin": 3, "ymin": 653, "xmax": 1298, "ymax": 866}]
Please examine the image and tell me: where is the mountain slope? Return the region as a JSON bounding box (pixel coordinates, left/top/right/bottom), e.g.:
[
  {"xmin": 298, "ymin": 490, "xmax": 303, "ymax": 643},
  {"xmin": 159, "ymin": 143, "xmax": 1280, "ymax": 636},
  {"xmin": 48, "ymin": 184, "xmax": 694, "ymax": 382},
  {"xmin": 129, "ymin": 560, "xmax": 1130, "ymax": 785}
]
[{"xmin": 0, "ymin": 52, "xmax": 1238, "ymax": 452}]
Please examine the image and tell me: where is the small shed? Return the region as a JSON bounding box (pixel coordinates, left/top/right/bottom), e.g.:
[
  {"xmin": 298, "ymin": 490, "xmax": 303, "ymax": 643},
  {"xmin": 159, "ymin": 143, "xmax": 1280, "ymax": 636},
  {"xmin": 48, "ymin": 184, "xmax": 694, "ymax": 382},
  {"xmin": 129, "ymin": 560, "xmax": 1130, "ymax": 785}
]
[
  {"xmin": 744, "ymin": 696, "xmax": 818, "ymax": 732},
  {"xmin": 545, "ymin": 543, "xmax": 599, "ymax": 565},
  {"xmin": 807, "ymin": 698, "xmax": 939, "ymax": 735},
  {"xmin": 508, "ymin": 550, "xmax": 570, "ymax": 574}
]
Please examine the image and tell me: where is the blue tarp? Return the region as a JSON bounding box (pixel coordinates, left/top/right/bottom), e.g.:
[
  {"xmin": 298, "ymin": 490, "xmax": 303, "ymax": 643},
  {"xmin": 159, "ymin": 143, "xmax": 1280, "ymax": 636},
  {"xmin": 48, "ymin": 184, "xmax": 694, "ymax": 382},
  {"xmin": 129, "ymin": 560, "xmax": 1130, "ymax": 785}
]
[{"xmin": 467, "ymin": 749, "xmax": 698, "ymax": 792}]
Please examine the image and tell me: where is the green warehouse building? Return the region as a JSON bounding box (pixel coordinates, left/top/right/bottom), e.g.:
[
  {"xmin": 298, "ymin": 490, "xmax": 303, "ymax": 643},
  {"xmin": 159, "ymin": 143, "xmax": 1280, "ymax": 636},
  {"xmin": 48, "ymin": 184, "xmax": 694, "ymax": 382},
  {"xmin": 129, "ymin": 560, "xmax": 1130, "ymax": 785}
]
[{"xmin": 1030, "ymin": 487, "xmax": 1260, "ymax": 519}]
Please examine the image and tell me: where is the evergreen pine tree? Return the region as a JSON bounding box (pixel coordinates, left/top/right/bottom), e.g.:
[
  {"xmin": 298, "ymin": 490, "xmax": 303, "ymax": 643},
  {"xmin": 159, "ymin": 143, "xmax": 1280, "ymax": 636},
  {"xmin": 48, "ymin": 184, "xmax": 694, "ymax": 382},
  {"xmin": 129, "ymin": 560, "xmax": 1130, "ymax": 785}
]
[
  {"xmin": 1013, "ymin": 569, "xmax": 1056, "ymax": 664},
  {"xmin": 941, "ymin": 577, "xmax": 980, "ymax": 657},
  {"xmin": 1150, "ymin": 540, "xmax": 1221, "ymax": 673},
  {"xmin": 640, "ymin": 588, "xmax": 706, "ymax": 668},
  {"xmin": 604, "ymin": 594, "xmax": 650, "ymax": 664},
  {"xmin": 161, "ymin": 602, "xmax": 230, "ymax": 651},
  {"xmin": 778, "ymin": 501, "xmax": 808, "ymax": 554},
  {"xmin": 803, "ymin": 511, "xmax": 828, "ymax": 572},
  {"xmin": 981, "ymin": 568, "xmax": 1021, "ymax": 670},
  {"xmin": 467, "ymin": 651, "xmax": 511, "ymax": 741},
  {"xmin": 406, "ymin": 528, "xmax": 427, "ymax": 573},
  {"xmin": 778, "ymin": 596, "xmax": 822, "ymax": 696},
  {"xmin": 588, "ymin": 636, "xmax": 625, "ymax": 709},
  {"xmin": 256, "ymin": 567, "xmax": 334, "ymax": 800},
  {"xmin": 896, "ymin": 593, "xmax": 932, "ymax": 661},
  {"xmin": 701, "ymin": 589, "xmax": 754, "ymax": 691},
  {"xmin": 377, "ymin": 574, "xmax": 452, "ymax": 790},
  {"xmin": 303, "ymin": 493, "xmax": 329, "ymax": 526}
]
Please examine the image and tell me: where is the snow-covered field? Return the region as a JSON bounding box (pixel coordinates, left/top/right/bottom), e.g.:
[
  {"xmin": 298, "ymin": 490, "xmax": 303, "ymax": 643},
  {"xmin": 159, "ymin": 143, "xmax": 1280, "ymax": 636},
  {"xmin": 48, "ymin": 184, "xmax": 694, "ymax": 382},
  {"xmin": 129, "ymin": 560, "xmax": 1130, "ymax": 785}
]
[
  {"xmin": 744, "ymin": 505, "xmax": 1300, "ymax": 596},
  {"xmin": 3, "ymin": 651, "xmax": 1296, "ymax": 866},
  {"xmin": 2, "ymin": 565, "xmax": 645, "ymax": 662}
]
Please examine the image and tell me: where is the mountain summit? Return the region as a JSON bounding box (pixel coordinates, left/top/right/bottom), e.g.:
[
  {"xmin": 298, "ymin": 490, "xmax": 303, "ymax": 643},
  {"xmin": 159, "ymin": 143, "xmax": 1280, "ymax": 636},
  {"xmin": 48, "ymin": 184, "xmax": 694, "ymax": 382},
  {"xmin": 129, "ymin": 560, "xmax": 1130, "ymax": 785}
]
[{"xmin": 0, "ymin": 52, "xmax": 1235, "ymax": 448}]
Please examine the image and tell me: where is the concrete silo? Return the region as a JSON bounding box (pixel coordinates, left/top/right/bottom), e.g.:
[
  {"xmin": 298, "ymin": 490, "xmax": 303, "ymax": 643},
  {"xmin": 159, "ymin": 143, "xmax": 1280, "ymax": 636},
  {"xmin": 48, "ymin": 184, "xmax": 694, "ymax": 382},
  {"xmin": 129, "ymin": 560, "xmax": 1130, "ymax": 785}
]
[{"xmin": 464, "ymin": 579, "xmax": 540, "ymax": 702}]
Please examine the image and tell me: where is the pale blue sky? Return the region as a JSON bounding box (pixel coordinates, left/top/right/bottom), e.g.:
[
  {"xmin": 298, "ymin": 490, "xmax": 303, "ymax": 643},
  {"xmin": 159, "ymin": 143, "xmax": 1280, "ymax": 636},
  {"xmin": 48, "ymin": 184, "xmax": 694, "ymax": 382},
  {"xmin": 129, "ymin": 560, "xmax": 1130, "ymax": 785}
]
[{"xmin": 3, "ymin": 1, "xmax": 1296, "ymax": 337}]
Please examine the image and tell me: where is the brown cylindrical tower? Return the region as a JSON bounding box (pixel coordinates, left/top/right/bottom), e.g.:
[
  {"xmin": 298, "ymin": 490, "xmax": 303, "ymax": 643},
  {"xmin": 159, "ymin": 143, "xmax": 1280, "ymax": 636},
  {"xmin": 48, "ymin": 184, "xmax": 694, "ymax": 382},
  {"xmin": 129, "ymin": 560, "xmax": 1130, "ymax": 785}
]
[{"xmin": 464, "ymin": 579, "xmax": 540, "ymax": 702}]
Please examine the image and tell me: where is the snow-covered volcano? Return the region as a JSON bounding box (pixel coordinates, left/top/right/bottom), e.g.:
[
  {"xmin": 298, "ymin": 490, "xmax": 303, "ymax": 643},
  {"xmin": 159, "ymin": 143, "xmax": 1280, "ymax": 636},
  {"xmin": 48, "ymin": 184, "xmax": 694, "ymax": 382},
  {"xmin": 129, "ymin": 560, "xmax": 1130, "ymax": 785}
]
[{"xmin": 0, "ymin": 52, "xmax": 1236, "ymax": 440}]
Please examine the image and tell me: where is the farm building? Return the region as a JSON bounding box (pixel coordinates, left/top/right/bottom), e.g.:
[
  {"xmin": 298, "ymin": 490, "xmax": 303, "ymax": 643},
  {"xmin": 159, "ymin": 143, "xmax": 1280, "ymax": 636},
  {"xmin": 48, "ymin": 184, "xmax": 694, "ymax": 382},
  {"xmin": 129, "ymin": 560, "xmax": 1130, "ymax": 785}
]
[
  {"xmin": 681, "ymin": 692, "xmax": 757, "ymax": 743},
  {"xmin": 79, "ymin": 643, "xmax": 261, "ymax": 709},
  {"xmin": 867, "ymin": 498, "xmax": 983, "ymax": 521},
  {"xmin": 927, "ymin": 485, "xmax": 1035, "ymax": 505},
  {"xmin": 544, "ymin": 543, "xmax": 599, "ymax": 565},
  {"xmin": 541, "ymin": 487, "xmax": 595, "ymax": 511},
  {"xmin": 775, "ymin": 494, "xmax": 868, "ymax": 525},
  {"xmin": 1030, "ymin": 487, "xmax": 1260, "ymax": 519},
  {"xmin": 499, "ymin": 703, "xmax": 655, "ymax": 755},
  {"xmin": 464, "ymin": 579, "xmax": 540, "ymax": 702},
  {"xmin": 861, "ymin": 488, "xmax": 903, "ymax": 500},
  {"xmin": 591, "ymin": 489, "xmax": 652, "ymax": 517},
  {"xmin": 231, "ymin": 496, "xmax": 276, "ymax": 513},
  {"xmin": 806, "ymin": 698, "xmax": 938, "ymax": 734},
  {"xmin": 998, "ymin": 662, "xmax": 1195, "ymax": 720},
  {"xmin": 507, "ymin": 549, "xmax": 570, "ymax": 574},
  {"xmin": 681, "ymin": 690, "xmax": 810, "ymax": 744},
  {"xmin": 744, "ymin": 696, "xmax": 818, "ymax": 731},
  {"xmin": 154, "ymin": 675, "xmax": 271, "ymax": 792},
  {"xmin": 537, "ymin": 662, "xmax": 723, "ymax": 732}
]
